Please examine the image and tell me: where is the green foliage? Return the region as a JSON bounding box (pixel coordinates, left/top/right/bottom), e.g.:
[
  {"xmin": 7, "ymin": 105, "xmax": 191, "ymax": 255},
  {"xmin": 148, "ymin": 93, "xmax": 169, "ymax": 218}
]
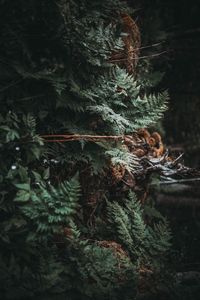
[
  {"xmin": 19, "ymin": 175, "xmax": 81, "ymax": 237},
  {"xmin": 86, "ymin": 66, "xmax": 168, "ymax": 133},
  {"xmin": 0, "ymin": 250, "xmax": 65, "ymax": 300},
  {"xmin": 107, "ymin": 192, "xmax": 172, "ymax": 269},
  {"xmin": 0, "ymin": 0, "xmax": 171, "ymax": 299},
  {"xmin": 106, "ymin": 147, "xmax": 140, "ymax": 172},
  {"xmin": 66, "ymin": 222, "xmax": 136, "ymax": 299}
]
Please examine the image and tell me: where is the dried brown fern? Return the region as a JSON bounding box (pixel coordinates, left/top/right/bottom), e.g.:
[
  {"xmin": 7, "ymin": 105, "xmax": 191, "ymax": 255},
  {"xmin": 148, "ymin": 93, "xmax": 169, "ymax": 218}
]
[{"xmin": 110, "ymin": 13, "xmax": 141, "ymax": 74}]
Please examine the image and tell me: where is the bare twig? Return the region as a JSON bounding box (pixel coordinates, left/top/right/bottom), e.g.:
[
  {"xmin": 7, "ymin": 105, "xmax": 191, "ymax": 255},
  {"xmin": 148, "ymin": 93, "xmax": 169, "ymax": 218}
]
[
  {"xmin": 41, "ymin": 134, "xmax": 125, "ymax": 143},
  {"xmin": 157, "ymin": 178, "xmax": 200, "ymax": 185},
  {"xmin": 109, "ymin": 50, "xmax": 168, "ymax": 63},
  {"xmin": 113, "ymin": 41, "xmax": 165, "ymax": 53}
]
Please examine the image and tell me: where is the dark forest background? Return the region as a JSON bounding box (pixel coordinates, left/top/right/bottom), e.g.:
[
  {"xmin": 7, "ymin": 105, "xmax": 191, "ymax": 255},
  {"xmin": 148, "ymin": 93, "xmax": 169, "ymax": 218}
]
[
  {"xmin": 135, "ymin": 0, "xmax": 200, "ymax": 164},
  {"xmin": 134, "ymin": 0, "xmax": 200, "ymax": 298}
]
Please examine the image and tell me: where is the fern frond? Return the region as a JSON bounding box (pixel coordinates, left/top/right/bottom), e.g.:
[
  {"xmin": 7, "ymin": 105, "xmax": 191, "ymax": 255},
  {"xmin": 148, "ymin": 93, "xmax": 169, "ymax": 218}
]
[
  {"xmin": 106, "ymin": 148, "xmax": 140, "ymax": 172},
  {"xmin": 21, "ymin": 175, "xmax": 81, "ymax": 236}
]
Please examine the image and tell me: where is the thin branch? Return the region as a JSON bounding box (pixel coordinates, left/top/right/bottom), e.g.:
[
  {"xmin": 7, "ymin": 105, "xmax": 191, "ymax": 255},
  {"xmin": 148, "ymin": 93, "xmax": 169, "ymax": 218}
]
[
  {"xmin": 109, "ymin": 50, "xmax": 168, "ymax": 63},
  {"xmin": 152, "ymin": 178, "xmax": 200, "ymax": 186},
  {"xmin": 0, "ymin": 79, "xmax": 24, "ymax": 93},
  {"xmin": 113, "ymin": 41, "xmax": 165, "ymax": 53},
  {"xmin": 41, "ymin": 134, "xmax": 125, "ymax": 143},
  {"xmin": 171, "ymin": 153, "xmax": 184, "ymax": 166}
]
